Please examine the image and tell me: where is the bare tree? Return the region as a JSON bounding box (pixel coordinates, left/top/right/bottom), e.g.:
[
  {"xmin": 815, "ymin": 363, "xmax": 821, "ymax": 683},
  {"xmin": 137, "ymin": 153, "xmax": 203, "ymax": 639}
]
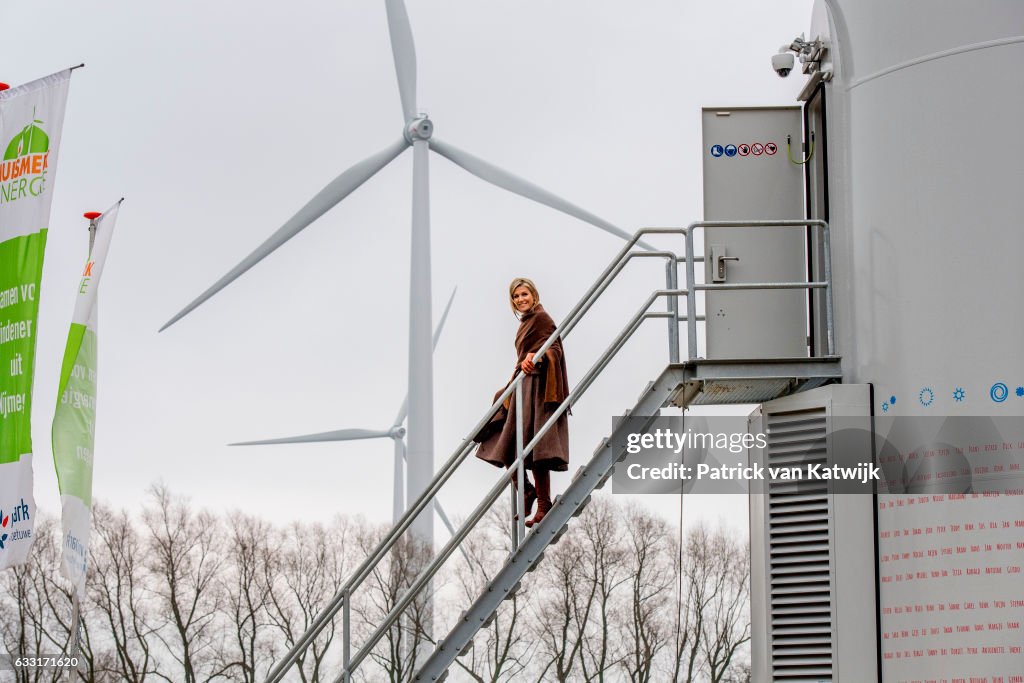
[
  {"xmin": 698, "ymin": 531, "xmax": 750, "ymax": 683},
  {"xmin": 1, "ymin": 489, "xmax": 753, "ymax": 683},
  {"xmin": 449, "ymin": 506, "xmax": 533, "ymax": 683},
  {"xmin": 89, "ymin": 502, "xmax": 163, "ymax": 681},
  {"xmin": 0, "ymin": 515, "xmax": 97, "ymax": 683},
  {"xmin": 617, "ymin": 504, "xmax": 673, "ymax": 683},
  {"xmin": 667, "ymin": 525, "xmax": 702, "ymax": 683},
  {"xmin": 575, "ymin": 497, "xmax": 629, "ymax": 682},
  {"xmin": 0, "ymin": 516, "xmax": 63, "ymax": 683},
  {"xmin": 353, "ymin": 522, "xmax": 435, "ymax": 683},
  {"xmin": 216, "ymin": 511, "xmax": 276, "ymax": 683},
  {"xmin": 261, "ymin": 518, "xmax": 350, "ymax": 683},
  {"xmin": 667, "ymin": 522, "xmax": 751, "ymax": 683},
  {"xmin": 142, "ymin": 484, "xmax": 226, "ymax": 683},
  {"xmin": 533, "ymin": 521, "xmax": 590, "ymax": 683}
]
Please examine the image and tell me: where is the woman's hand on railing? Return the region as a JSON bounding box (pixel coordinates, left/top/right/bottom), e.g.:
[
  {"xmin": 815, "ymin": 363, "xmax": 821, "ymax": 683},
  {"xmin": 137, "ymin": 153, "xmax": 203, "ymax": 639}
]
[{"xmin": 521, "ymin": 351, "xmax": 546, "ymax": 374}]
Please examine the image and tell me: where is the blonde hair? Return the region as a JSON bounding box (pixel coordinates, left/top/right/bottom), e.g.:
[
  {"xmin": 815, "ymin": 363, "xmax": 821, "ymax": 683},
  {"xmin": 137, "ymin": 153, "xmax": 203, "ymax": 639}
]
[{"xmin": 508, "ymin": 277, "xmax": 540, "ymax": 318}]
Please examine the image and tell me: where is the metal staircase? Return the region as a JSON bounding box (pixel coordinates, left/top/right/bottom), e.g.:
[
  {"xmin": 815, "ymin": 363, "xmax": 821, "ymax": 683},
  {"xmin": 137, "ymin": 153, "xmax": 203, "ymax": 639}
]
[{"xmin": 262, "ymin": 220, "xmax": 841, "ymax": 683}]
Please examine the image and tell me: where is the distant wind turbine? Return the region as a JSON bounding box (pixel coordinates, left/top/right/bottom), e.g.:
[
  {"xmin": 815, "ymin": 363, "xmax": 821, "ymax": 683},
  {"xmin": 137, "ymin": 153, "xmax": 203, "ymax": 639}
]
[
  {"xmin": 231, "ymin": 288, "xmax": 459, "ymax": 534},
  {"xmin": 160, "ymin": 0, "xmax": 644, "ymax": 550}
]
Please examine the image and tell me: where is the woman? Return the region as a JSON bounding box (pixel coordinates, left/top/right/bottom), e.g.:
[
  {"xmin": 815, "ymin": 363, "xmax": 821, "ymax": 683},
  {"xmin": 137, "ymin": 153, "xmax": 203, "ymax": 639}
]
[{"xmin": 474, "ymin": 278, "xmax": 570, "ymax": 528}]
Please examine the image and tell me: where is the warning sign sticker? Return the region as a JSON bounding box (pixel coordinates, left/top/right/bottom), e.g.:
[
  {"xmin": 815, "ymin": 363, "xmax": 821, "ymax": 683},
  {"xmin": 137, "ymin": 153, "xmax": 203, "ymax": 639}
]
[
  {"xmin": 751, "ymin": 142, "xmax": 764, "ymax": 156},
  {"xmin": 738, "ymin": 144, "xmax": 750, "ymax": 156},
  {"xmin": 765, "ymin": 142, "xmax": 778, "ymax": 155}
]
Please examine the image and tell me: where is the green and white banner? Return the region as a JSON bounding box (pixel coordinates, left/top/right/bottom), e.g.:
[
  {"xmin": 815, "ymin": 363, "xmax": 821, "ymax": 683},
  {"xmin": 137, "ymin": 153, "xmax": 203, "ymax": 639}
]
[
  {"xmin": 52, "ymin": 200, "xmax": 120, "ymax": 597},
  {"xmin": 0, "ymin": 69, "xmax": 72, "ymax": 571}
]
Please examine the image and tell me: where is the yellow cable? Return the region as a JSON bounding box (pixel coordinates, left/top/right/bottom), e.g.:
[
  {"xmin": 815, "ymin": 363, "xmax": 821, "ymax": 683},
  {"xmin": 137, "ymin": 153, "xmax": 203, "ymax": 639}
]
[{"xmin": 787, "ymin": 131, "xmax": 815, "ymax": 165}]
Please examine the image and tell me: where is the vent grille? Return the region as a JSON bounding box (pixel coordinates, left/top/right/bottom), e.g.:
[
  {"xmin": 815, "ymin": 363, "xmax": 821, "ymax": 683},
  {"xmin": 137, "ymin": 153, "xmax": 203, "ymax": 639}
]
[{"xmin": 765, "ymin": 408, "xmax": 833, "ymax": 682}]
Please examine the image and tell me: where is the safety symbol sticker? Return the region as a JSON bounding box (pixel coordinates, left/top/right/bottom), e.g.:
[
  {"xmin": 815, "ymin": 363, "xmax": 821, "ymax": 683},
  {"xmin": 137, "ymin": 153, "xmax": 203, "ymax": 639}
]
[
  {"xmin": 738, "ymin": 144, "xmax": 750, "ymax": 156},
  {"xmin": 919, "ymin": 388, "xmax": 934, "ymax": 407},
  {"xmin": 1017, "ymin": 386, "xmax": 1024, "ymax": 398},
  {"xmin": 990, "ymin": 382, "xmax": 1009, "ymax": 403},
  {"xmin": 724, "ymin": 144, "xmax": 737, "ymax": 157},
  {"xmin": 751, "ymin": 142, "xmax": 765, "ymax": 156},
  {"xmin": 765, "ymin": 142, "xmax": 778, "ymax": 155},
  {"xmin": 953, "ymin": 387, "xmax": 965, "ymax": 402},
  {"xmin": 711, "ymin": 144, "xmax": 724, "ymax": 157}
]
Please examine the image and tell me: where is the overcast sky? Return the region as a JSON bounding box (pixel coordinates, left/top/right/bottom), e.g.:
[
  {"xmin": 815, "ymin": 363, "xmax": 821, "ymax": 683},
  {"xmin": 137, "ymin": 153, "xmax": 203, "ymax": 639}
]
[{"xmin": 3, "ymin": 0, "xmax": 813, "ymax": 536}]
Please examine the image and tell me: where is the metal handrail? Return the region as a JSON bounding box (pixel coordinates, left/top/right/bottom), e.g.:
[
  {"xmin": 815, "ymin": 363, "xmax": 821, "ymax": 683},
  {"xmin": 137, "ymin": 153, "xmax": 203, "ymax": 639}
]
[
  {"xmin": 683, "ymin": 219, "xmax": 833, "ymax": 359},
  {"xmin": 266, "ymin": 219, "xmax": 835, "ymax": 683},
  {"xmin": 265, "ymin": 227, "xmax": 691, "ymax": 683},
  {"xmin": 335, "ymin": 289, "xmax": 689, "ymax": 681}
]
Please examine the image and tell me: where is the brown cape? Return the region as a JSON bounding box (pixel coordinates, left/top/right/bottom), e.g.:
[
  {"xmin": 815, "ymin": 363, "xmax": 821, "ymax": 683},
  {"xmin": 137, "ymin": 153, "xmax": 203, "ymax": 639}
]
[{"xmin": 474, "ymin": 304, "xmax": 570, "ymax": 472}]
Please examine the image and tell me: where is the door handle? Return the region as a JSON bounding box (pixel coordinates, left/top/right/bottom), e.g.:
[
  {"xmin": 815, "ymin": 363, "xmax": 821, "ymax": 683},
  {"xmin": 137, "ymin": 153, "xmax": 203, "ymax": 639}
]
[{"xmin": 711, "ymin": 244, "xmax": 740, "ymax": 282}]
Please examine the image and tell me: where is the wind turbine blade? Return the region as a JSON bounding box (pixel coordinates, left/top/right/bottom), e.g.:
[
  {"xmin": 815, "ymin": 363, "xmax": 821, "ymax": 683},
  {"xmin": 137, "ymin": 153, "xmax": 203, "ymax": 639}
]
[
  {"xmin": 432, "ymin": 285, "xmax": 457, "ymax": 351},
  {"xmin": 230, "ymin": 428, "xmax": 392, "ymax": 446},
  {"xmin": 385, "ymin": 0, "xmax": 417, "ymax": 122},
  {"xmin": 391, "ymin": 285, "xmax": 457, "ymax": 427},
  {"xmin": 160, "ymin": 138, "xmax": 410, "ymax": 332},
  {"xmin": 431, "ymin": 137, "xmax": 651, "ymax": 248},
  {"xmin": 433, "ymin": 500, "xmax": 458, "ymax": 538}
]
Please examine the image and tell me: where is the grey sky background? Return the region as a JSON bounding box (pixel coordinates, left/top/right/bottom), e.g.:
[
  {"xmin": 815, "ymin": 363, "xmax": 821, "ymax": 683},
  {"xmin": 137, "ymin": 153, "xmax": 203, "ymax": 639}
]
[{"xmin": 3, "ymin": 0, "xmax": 812, "ymax": 535}]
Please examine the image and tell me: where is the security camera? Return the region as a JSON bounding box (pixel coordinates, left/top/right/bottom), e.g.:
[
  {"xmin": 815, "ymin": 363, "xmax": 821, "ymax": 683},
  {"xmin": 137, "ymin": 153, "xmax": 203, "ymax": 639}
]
[{"xmin": 772, "ymin": 51, "xmax": 795, "ymax": 77}]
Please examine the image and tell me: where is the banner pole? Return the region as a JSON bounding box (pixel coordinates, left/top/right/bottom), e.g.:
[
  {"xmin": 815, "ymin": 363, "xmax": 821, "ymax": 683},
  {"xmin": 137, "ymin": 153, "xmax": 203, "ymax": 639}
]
[
  {"xmin": 67, "ymin": 210, "xmax": 100, "ymax": 677},
  {"xmin": 69, "ymin": 593, "xmax": 81, "ymax": 673},
  {"xmin": 84, "ymin": 211, "xmax": 100, "ymax": 253}
]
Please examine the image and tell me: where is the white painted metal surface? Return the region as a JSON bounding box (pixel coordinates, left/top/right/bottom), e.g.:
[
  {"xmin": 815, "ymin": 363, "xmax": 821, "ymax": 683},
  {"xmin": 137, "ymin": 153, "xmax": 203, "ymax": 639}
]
[{"xmin": 810, "ymin": 2, "xmax": 1024, "ymax": 680}]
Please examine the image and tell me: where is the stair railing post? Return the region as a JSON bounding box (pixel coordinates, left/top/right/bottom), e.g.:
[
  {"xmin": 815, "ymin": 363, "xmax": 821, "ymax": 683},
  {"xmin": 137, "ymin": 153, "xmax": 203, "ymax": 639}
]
[
  {"xmin": 665, "ymin": 259, "xmax": 680, "ymax": 363},
  {"xmin": 515, "ymin": 382, "xmax": 526, "ymax": 544},
  {"xmin": 684, "ymin": 227, "xmax": 698, "ymax": 359},
  {"xmin": 508, "ymin": 485, "xmax": 519, "ymax": 550},
  {"xmin": 509, "ymin": 486, "xmax": 519, "ymax": 549},
  {"xmin": 820, "ymin": 220, "xmax": 836, "ymax": 356},
  {"xmin": 343, "ymin": 589, "xmax": 351, "ymax": 682}
]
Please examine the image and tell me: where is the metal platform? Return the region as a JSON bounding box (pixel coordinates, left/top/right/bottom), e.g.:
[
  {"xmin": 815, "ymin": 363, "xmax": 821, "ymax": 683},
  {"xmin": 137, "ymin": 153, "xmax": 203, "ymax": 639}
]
[{"xmin": 665, "ymin": 356, "xmax": 843, "ymax": 408}]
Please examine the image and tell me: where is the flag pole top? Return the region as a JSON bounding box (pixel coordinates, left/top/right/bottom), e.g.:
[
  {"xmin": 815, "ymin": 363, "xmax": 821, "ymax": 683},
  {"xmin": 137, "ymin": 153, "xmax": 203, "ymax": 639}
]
[
  {"xmin": 0, "ymin": 83, "xmax": 10, "ymax": 92},
  {"xmin": 83, "ymin": 211, "xmax": 102, "ymax": 221}
]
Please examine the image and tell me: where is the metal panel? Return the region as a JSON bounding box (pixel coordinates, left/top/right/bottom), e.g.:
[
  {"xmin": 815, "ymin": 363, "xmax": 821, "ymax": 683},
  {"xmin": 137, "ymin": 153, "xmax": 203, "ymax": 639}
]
[
  {"xmin": 749, "ymin": 384, "xmax": 876, "ymax": 683},
  {"xmin": 766, "ymin": 406, "xmax": 834, "ymax": 682},
  {"xmin": 821, "ymin": 5, "xmax": 1024, "ymax": 677},
  {"xmin": 701, "ymin": 107, "xmax": 807, "ymax": 359}
]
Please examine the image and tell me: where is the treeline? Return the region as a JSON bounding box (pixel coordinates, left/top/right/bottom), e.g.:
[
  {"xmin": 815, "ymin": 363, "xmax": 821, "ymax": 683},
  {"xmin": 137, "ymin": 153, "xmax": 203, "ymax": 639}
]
[{"xmin": 0, "ymin": 486, "xmax": 750, "ymax": 682}]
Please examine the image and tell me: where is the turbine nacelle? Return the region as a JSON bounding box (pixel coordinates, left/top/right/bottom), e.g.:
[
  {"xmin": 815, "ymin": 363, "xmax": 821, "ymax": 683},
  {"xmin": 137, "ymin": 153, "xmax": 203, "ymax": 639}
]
[{"xmin": 405, "ymin": 115, "xmax": 433, "ymax": 143}]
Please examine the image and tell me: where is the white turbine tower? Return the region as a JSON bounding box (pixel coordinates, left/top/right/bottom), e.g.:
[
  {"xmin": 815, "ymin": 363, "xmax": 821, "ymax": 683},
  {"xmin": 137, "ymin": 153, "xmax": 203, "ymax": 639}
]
[
  {"xmin": 160, "ymin": 0, "xmax": 641, "ymax": 550},
  {"xmin": 231, "ymin": 287, "xmax": 459, "ymax": 532}
]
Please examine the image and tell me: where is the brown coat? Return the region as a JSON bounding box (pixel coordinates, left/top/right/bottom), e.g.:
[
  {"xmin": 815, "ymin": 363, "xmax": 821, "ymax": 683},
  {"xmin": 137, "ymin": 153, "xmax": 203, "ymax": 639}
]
[{"xmin": 475, "ymin": 305, "xmax": 570, "ymax": 472}]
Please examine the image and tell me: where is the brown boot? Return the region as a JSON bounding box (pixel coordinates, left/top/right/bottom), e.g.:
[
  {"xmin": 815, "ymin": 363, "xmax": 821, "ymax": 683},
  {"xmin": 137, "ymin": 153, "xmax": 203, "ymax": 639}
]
[
  {"xmin": 510, "ymin": 471, "xmax": 536, "ymax": 521},
  {"xmin": 525, "ymin": 469, "xmax": 552, "ymax": 528}
]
